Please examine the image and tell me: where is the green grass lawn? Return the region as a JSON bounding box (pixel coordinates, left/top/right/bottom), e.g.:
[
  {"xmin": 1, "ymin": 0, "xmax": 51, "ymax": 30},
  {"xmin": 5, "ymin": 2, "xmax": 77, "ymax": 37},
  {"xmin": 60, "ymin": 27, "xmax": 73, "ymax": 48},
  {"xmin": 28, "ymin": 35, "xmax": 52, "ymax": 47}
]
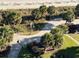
[
  {"xmin": 69, "ymin": 34, "xmax": 79, "ymax": 42},
  {"xmin": 41, "ymin": 35, "xmax": 78, "ymax": 58},
  {"xmin": 61, "ymin": 35, "xmax": 78, "ymax": 49}
]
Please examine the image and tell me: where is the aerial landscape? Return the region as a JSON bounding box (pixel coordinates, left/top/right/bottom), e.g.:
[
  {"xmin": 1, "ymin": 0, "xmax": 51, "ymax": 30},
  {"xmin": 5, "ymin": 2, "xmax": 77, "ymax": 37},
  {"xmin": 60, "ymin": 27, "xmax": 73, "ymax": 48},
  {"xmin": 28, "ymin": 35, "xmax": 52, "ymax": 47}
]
[{"xmin": 0, "ymin": 0, "xmax": 79, "ymax": 58}]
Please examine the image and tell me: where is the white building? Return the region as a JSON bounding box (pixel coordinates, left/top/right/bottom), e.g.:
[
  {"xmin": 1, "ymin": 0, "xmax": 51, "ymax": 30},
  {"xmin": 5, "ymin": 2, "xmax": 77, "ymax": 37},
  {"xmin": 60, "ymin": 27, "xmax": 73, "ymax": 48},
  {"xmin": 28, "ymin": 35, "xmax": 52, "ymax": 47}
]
[{"xmin": 0, "ymin": 0, "xmax": 78, "ymax": 9}]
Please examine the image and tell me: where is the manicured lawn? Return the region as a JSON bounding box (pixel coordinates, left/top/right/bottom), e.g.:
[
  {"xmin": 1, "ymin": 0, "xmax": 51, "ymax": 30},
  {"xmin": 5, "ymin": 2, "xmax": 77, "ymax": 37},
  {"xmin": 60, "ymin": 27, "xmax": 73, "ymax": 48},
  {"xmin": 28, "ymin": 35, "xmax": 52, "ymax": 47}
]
[
  {"xmin": 69, "ymin": 34, "xmax": 79, "ymax": 42},
  {"xmin": 41, "ymin": 35, "xmax": 78, "ymax": 58},
  {"xmin": 61, "ymin": 35, "xmax": 78, "ymax": 49}
]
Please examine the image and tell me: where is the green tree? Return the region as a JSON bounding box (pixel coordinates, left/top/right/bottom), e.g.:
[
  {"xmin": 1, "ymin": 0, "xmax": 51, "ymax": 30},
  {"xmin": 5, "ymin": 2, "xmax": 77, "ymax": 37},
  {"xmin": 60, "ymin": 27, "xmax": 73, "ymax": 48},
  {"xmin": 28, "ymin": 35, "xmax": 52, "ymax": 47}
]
[
  {"xmin": 39, "ymin": 5, "xmax": 47, "ymax": 17},
  {"xmin": 53, "ymin": 34, "xmax": 63, "ymax": 48},
  {"xmin": 31, "ymin": 9, "xmax": 41, "ymax": 20},
  {"xmin": 0, "ymin": 26, "xmax": 14, "ymax": 49},
  {"xmin": 47, "ymin": 6, "xmax": 56, "ymax": 16},
  {"xmin": 50, "ymin": 28, "xmax": 64, "ymax": 48},
  {"xmin": 2, "ymin": 11, "xmax": 22, "ymax": 25},
  {"xmin": 57, "ymin": 25, "xmax": 69, "ymax": 33},
  {"xmin": 50, "ymin": 28, "xmax": 63, "ymax": 35},
  {"xmin": 75, "ymin": 4, "xmax": 79, "ymax": 16},
  {"xmin": 62, "ymin": 11, "xmax": 75, "ymax": 22},
  {"xmin": 41, "ymin": 33, "xmax": 54, "ymax": 48}
]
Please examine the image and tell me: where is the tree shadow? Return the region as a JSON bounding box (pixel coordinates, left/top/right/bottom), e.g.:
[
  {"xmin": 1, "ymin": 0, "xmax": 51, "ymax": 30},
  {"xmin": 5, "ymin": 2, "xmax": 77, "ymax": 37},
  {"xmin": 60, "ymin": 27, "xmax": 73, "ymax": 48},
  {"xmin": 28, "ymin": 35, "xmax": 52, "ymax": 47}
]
[
  {"xmin": 33, "ymin": 22, "xmax": 54, "ymax": 31},
  {"xmin": 8, "ymin": 36, "xmax": 42, "ymax": 58},
  {"xmin": 18, "ymin": 36, "xmax": 43, "ymax": 58},
  {"xmin": 0, "ymin": 46, "xmax": 11, "ymax": 57},
  {"xmin": 41, "ymin": 23, "xmax": 54, "ymax": 30},
  {"xmin": 19, "ymin": 36, "xmax": 41, "ymax": 46},
  {"xmin": 46, "ymin": 15, "xmax": 62, "ymax": 21},
  {"xmin": 22, "ymin": 15, "xmax": 34, "ymax": 23},
  {"xmin": 51, "ymin": 46, "xmax": 79, "ymax": 58},
  {"xmin": 68, "ymin": 24, "xmax": 79, "ymax": 33}
]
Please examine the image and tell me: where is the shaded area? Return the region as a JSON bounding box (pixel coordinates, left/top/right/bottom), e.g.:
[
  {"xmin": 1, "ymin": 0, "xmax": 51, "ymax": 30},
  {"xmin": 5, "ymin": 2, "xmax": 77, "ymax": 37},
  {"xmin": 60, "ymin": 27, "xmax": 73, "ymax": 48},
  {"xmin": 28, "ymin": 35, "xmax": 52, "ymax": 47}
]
[
  {"xmin": 46, "ymin": 15, "xmax": 62, "ymax": 21},
  {"xmin": 0, "ymin": 46, "xmax": 11, "ymax": 57},
  {"xmin": 22, "ymin": 16, "xmax": 34, "ymax": 23},
  {"xmin": 18, "ymin": 36, "xmax": 44, "ymax": 58},
  {"xmin": 51, "ymin": 46, "xmax": 79, "ymax": 58},
  {"xmin": 68, "ymin": 24, "xmax": 79, "ymax": 33},
  {"xmin": 8, "ymin": 36, "xmax": 42, "ymax": 58},
  {"xmin": 18, "ymin": 44, "xmax": 43, "ymax": 58},
  {"xmin": 27, "ymin": 22, "xmax": 53, "ymax": 30},
  {"xmin": 20, "ymin": 36, "xmax": 41, "ymax": 45}
]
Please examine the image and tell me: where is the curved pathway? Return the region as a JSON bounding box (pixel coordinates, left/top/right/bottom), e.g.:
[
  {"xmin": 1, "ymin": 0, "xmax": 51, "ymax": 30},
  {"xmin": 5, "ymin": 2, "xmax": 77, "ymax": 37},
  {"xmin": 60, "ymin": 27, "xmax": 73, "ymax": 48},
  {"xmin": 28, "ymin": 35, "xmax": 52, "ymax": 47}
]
[{"xmin": 8, "ymin": 20, "xmax": 66, "ymax": 58}]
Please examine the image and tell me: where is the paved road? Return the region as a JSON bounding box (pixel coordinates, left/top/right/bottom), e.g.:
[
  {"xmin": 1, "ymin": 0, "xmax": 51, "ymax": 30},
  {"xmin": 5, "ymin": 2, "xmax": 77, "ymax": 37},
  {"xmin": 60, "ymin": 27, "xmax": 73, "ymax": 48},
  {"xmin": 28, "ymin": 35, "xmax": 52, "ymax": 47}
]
[{"xmin": 8, "ymin": 20, "xmax": 66, "ymax": 58}]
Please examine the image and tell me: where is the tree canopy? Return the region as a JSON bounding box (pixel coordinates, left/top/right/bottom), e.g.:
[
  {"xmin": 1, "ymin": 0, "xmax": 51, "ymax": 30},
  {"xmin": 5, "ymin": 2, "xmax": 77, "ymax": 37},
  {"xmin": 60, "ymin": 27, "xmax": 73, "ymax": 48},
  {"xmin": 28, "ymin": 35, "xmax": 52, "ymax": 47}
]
[
  {"xmin": 31, "ymin": 9, "xmax": 41, "ymax": 20},
  {"xmin": 41, "ymin": 27, "xmax": 64, "ymax": 49},
  {"xmin": 75, "ymin": 4, "xmax": 79, "ymax": 16},
  {"xmin": 2, "ymin": 11, "xmax": 22, "ymax": 25},
  {"xmin": 57, "ymin": 25, "xmax": 69, "ymax": 33},
  {"xmin": 41, "ymin": 33, "xmax": 54, "ymax": 47},
  {"xmin": 39, "ymin": 5, "xmax": 47, "ymax": 17},
  {"xmin": 0, "ymin": 26, "xmax": 14, "ymax": 50},
  {"xmin": 47, "ymin": 6, "xmax": 56, "ymax": 16},
  {"xmin": 62, "ymin": 11, "xmax": 75, "ymax": 22}
]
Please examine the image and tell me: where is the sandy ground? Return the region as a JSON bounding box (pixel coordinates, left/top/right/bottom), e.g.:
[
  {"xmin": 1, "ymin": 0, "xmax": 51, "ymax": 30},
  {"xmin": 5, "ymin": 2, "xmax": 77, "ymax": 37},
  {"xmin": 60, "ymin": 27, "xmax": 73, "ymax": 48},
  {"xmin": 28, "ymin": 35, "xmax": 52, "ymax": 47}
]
[
  {"xmin": 72, "ymin": 19, "xmax": 79, "ymax": 24},
  {"xmin": 0, "ymin": 0, "xmax": 78, "ymax": 10},
  {"xmin": 0, "ymin": 3, "xmax": 78, "ymax": 10}
]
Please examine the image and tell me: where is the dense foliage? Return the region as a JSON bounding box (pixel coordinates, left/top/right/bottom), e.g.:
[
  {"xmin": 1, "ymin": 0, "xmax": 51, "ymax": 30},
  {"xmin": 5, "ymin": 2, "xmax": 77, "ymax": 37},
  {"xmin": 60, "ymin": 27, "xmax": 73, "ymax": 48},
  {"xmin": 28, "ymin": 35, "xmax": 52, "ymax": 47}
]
[
  {"xmin": 47, "ymin": 6, "xmax": 56, "ymax": 16},
  {"xmin": 31, "ymin": 9, "xmax": 41, "ymax": 20},
  {"xmin": 2, "ymin": 11, "xmax": 22, "ymax": 25},
  {"xmin": 39, "ymin": 5, "xmax": 47, "ymax": 17},
  {"xmin": 0, "ymin": 26, "xmax": 14, "ymax": 51},
  {"xmin": 75, "ymin": 4, "xmax": 79, "ymax": 16},
  {"xmin": 62, "ymin": 11, "xmax": 75, "ymax": 22}
]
